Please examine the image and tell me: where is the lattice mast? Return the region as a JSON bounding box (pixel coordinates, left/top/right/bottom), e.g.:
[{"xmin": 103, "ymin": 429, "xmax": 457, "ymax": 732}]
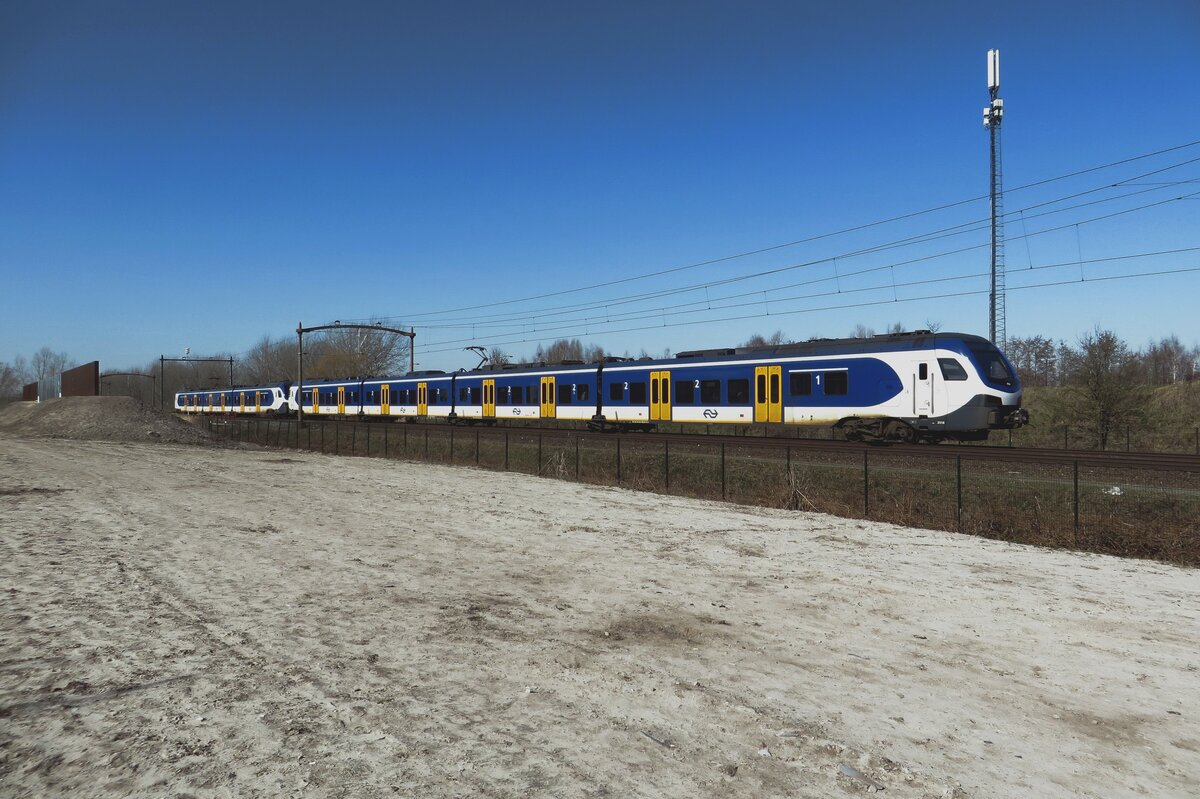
[{"xmin": 983, "ymin": 49, "xmax": 1006, "ymax": 349}]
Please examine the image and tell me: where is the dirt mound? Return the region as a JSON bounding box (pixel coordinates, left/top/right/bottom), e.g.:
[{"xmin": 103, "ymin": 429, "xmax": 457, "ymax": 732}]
[{"xmin": 0, "ymin": 397, "xmax": 216, "ymax": 445}]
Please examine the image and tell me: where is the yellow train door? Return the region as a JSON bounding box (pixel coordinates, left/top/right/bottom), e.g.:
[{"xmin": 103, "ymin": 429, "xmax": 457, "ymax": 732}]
[
  {"xmin": 381, "ymin": 384, "xmax": 391, "ymax": 416},
  {"xmin": 754, "ymin": 365, "xmax": 782, "ymax": 423},
  {"xmin": 254, "ymin": 391, "xmax": 261, "ymax": 414},
  {"xmin": 540, "ymin": 376, "xmax": 556, "ymax": 419},
  {"xmin": 337, "ymin": 386, "xmax": 346, "ymax": 414},
  {"xmin": 311, "ymin": 387, "xmax": 319, "ymax": 413},
  {"xmin": 650, "ymin": 370, "xmax": 671, "ymax": 421},
  {"xmin": 483, "ymin": 379, "xmax": 495, "ymax": 418},
  {"xmin": 417, "ymin": 383, "xmax": 428, "ymax": 415},
  {"xmin": 239, "ymin": 392, "xmax": 245, "ymax": 413}
]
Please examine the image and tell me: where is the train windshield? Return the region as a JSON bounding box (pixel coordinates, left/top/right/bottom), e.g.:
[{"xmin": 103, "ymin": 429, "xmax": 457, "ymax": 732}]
[{"xmin": 968, "ymin": 344, "xmax": 1016, "ymax": 387}]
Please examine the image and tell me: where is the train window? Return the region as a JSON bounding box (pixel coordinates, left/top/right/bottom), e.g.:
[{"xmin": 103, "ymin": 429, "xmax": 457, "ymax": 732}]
[
  {"xmin": 577, "ymin": 383, "xmax": 589, "ymax": 401},
  {"xmin": 459, "ymin": 387, "xmax": 468, "ymax": 402},
  {"xmin": 727, "ymin": 379, "xmax": 750, "ymax": 404},
  {"xmin": 650, "ymin": 380, "xmax": 659, "ymax": 404},
  {"xmin": 968, "ymin": 345, "xmax": 1015, "ymax": 385},
  {"xmin": 939, "ymin": 358, "xmax": 968, "ymax": 380},
  {"xmin": 609, "ymin": 382, "xmax": 623, "ymax": 401},
  {"xmin": 824, "ymin": 371, "xmax": 848, "ymax": 395},
  {"xmin": 919, "ymin": 363, "xmax": 928, "ymax": 380},
  {"xmin": 756, "ymin": 373, "xmax": 766, "ymax": 402},
  {"xmin": 675, "ymin": 380, "xmax": 695, "ymax": 405},
  {"xmin": 770, "ymin": 373, "xmax": 780, "ymax": 403},
  {"xmin": 790, "ymin": 372, "xmax": 812, "ymax": 395},
  {"xmin": 629, "ymin": 382, "xmax": 647, "ymax": 404},
  {"xmin": 700, "ymin": 380, "xmax": 721, "ymax": 403},
  {"xmin": 560, "ymin": 385, "xmax": 573, "ymax": 405}
]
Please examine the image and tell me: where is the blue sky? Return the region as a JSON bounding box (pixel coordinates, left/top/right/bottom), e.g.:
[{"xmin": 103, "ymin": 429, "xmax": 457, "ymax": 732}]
[{"xmin": 2, "ymin": 1, "xmax": 1198, "ymax": 373}]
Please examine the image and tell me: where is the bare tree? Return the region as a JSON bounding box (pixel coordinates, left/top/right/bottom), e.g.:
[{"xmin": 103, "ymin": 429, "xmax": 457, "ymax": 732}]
[
  {"xmin": 309, "ymin": 324, "xmax": 409, "ymax": 378},
  {"xmin": 1062, "ymin": 328, "xmax": 1148, "ymax": 449},
  {"xmin": 0, "ymin": 356, "xmax": 31, "ymax": 399},
  {"xmin": 31, "ymin": 347, "xmax": 72, "ymax": 398},
  {"xmin": 1144, "ymin": 335, "xmax": 1191, "ymax": 384},
  {"xmin": 486, "ymin": 346, "xmax": 510, "ymax": 368},
  {"xmin": 1006, "ymin": 335, "xmax": 1058, "ymax": 387},
  {"xmin": 742, "ymin": 330, "xmax": 786, "ymax": 347},
  {"xmin": 850, "ymin": 324, "xmax": 875, "ymax": 338},
  {"xmin": 534, "ymin": 339, "xmax": 584, "ymax": 363},
  {"xmin": 242, "ymin": 335, "xmax": 298, "ymax": 385}
]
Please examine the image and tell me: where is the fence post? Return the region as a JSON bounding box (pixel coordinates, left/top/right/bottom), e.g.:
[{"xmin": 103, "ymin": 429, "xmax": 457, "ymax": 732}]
[
  {"xmin": 321, "ymin": 423, "xmax": 325, "ymax": 454},
  {"xmin": 366, "ymin": 424, "xmax": 371, "ymax": 457},
  {"xmin": 384, "ymin": 425, "xmax": 389, "ymax": 458},
  {"xmin": 616, "ymin": 437, "xmax": 621, "ymax": 485},
  {"xmin": 538, "ymin": 433, "xmax": 543, "ymax": 475},
  {"xmin": 351, "ymin": 424, "xmax": 357, "ymax": 456},
  {"xmin": 956, "ymin": 455, "xmax": 962, "ymax": 532},
  {"xmin": 1063, "ymin": 427, "xmax": 1068, "ymax": 450},
  {"xmin": 863, "ymin": 449, "xmax": 870, "ymax": 517},
  {"xmin": 425, "ymin": 428, "xmax": 429, "ymax": 458},
  {"xmin": 336, "ymin": 423, "xmax": 341, "ymax": 456},
  {"xmin": 450, "ymin": 427, "xmax": 455, "ymax": 464},
  {"xmin": 575, "ymin": 436, "xmax": 580, "ymax": 480},
  {"xmin": 475, "ymin": 429, "xmax": 480, "ymax": 465},
  {"xmin": 663, "ymin": 439, "xmax": 669, "ymax": 490},
  {"xmin": 504, "ymin": 431, "xmax": 509, "ymax": 470},
  {"xmin": 1073, "ymin": 460, "xmax": 1080, "ymax": 545},
  {"xmin": 720, "ymin": 442, "xmax": 725, "ymax": 499}
]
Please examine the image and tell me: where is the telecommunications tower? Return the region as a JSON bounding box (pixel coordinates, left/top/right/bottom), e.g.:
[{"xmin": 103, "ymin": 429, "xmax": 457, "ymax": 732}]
[{"xmin": 983, "ymin": 49, "xmax": 1006, "ymax": 349}]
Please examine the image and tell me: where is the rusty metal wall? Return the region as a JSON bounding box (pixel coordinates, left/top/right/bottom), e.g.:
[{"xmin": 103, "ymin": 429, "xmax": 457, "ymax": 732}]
[
  {"xmin": 22, "ymin": 382, "xmax": 38, "ymax": 401},
  {"xmin": 61, "ymin": 361, "xmax": 100, "ymax": 397}
]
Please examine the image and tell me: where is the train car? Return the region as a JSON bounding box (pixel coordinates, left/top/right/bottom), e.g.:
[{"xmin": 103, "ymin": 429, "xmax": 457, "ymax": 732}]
[
  {"xmin": 175, "ymin": 331, "xmax": 1027, "ymax": 443},
  {"xmin": 430, "ymin": 331, "xmax": 1026, "ymax": 442},
  {"xmin": 174, "ymin": 384, "xmax": 289, "ymax": 415}
]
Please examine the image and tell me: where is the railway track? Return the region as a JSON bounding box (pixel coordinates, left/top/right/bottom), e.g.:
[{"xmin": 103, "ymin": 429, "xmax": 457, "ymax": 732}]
[{"xmin": 357, "ymin": 419, "xmax": 1200, "ymax": 473}]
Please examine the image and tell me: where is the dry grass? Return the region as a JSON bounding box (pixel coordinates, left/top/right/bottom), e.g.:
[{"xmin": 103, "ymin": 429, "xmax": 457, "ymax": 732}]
[{"xmin": 214, "ymin": 418, "xmax": 1200, "ymax": 567}]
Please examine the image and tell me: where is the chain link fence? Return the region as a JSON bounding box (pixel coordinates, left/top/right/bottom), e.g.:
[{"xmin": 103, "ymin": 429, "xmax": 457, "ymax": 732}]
[{"xmin": 206, "ymin": 418, "xmax": 1200, "ymax": 567}]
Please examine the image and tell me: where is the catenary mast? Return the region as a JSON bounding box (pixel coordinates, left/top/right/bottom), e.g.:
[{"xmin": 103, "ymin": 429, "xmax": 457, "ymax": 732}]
[{"xmin": 983, "ymin": 49, "xmax": 1006, "ymax": 349}]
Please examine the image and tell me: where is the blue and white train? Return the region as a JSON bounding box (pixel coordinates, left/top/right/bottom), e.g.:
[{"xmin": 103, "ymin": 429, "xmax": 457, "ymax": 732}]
[{"xmin": 175, "ymin": 331, "xmax": 1029, "ymax": 443}]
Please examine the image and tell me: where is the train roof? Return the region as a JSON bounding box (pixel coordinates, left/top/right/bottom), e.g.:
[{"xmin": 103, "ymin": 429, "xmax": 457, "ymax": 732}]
[{"xmin": 676, "ymin": 330, "xmax": 996, "ymax": 360}]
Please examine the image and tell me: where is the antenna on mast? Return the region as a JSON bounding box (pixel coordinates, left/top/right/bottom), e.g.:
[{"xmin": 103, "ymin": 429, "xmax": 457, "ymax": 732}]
[{"xmin": 983, "ymin": 49, "xmax": 1006, "ymax": 349}]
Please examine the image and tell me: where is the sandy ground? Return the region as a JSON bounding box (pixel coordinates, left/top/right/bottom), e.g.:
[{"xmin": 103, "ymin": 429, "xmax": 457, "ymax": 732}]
[{"xmin": 0, "ymin": 430, "xmax": 1197, "ymax": 798}]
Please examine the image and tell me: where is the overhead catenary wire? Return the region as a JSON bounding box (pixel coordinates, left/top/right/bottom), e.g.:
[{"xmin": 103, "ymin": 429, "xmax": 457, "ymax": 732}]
[
  {"xmin": 348, "ymin": 139, "xmax": 1200, "ymax": 323},
  {"xmin": 408, "ymin": 177, "xmax": 1199, "ymax": 333},
  {"xmin": 413, "ymin": 247, "xmax": 1200, "ymax": 357},
  {"xmin": 413, "ymin": 265, "xmax": 1200, "ymax": 358},
  {"xmin": 358, "ymin": 160, "xmax": 1200, "ymax": 334},
  {"xmin": 412, "ymin": 189, "xmax": 1200, "ymax": 350}
]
